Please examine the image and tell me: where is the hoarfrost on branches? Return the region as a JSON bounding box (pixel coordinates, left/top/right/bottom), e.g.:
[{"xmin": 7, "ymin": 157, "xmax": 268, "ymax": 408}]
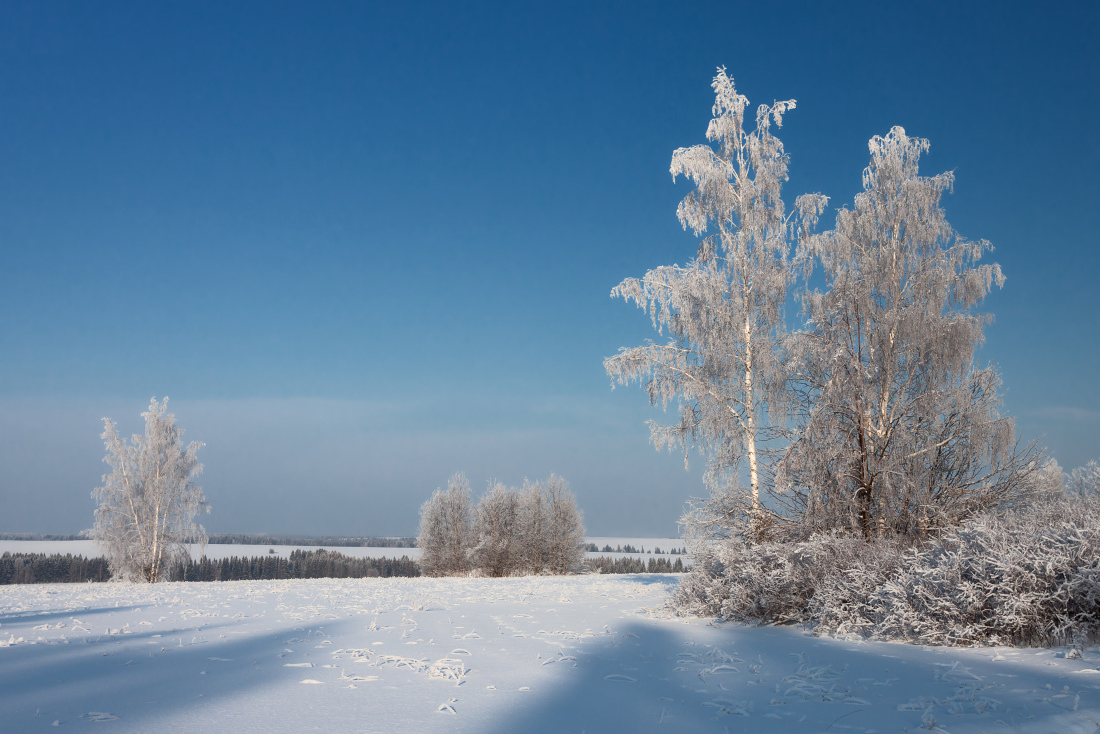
[
  {"xmin": 1067, "ymin": 459, "xmax": 1100, "ymax": 495},
  {"xmin": 542, "ymin": 474, "xmax": 586, "ymax": 574},
  {"xmin": 779, "ymin": 126, "xmax": 1040, "ymax": 539},
  {"xmin": 469, "ymin": 481, "xmax": 521, "ymax": 577},
  {"xmin": 605, "ymin": 67, "xmax": 825, "ymax": 541},
  {"xmin": 416, "ymin": 473, "xmax": 473, "ymax": 577},
  {"xmin": 92, "ymin": 397, "xmax": 208, "ymax": 582},
  {"xmin": 418, "ymin": 473, "xmax": 585, "ymax": 576}
]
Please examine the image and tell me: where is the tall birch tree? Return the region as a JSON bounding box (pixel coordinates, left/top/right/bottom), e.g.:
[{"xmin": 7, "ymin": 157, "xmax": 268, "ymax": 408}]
[
  {"xmin": 779, "ymin": 127, "xmax": 1039, "ymax": 539},
  {"xmin": 605, "ymin": 68, "xmax": 824, "ymax": 537},
  {"xmin": 93, "ymin": 397, "xmax": 207, "ymax": 582}
]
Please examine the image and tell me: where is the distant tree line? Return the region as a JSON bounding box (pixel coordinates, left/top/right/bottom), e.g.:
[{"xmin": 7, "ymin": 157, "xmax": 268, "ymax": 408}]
[
  {"xmin": 205, "ymin": 534, "xmax": 417, "ymax": 548},
  {"xmin": 0, "ymin": 533, "xmax": 91, "ymax": 541},
  {"xmin": 587, "ymin": 543, "xmax": 687, "ymax": 555},
  {"xmin": 168, "ymin": 549, "xmax": 419, "ymax": 581},
  {"xmin": 0, "ymin": 550, "xmax": 418, "ymax": 584},
  {"xmin": 585, "ymin": 556, "xmax": 685, "ymax": 574},
  {"xmin": 2, "ymin": 548, "xmax": 685, "ymax": 584},
  {"xmin": 1, "ymin": 553, "xmax": 111, "ymax": 584}
]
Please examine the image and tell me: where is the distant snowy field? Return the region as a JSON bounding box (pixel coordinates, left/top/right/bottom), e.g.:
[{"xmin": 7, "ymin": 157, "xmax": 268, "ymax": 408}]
[
  {"xmin": 0, "ymin": 538, "xmax": 687, "ymax": 562},
  {"xmin": 2, "ymin": 576, "xmax": 1098, "ymax": 733}
]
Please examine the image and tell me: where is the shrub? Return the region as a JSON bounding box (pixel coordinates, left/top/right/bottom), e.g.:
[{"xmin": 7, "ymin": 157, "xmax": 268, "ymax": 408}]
[
  {"xmin": 675, "ymin": 494, "xmax": 1100, "ymax": 647},
  {"xmin": 673, "ymin": 533, "xmax": 904, "ymax": 624},
  {"xmin": 814, "ymin": 494, "xmax": 1100, "ymax": 646}
]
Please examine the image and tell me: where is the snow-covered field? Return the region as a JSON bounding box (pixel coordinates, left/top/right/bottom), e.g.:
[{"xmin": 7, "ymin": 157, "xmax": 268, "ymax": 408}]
[
  {"xmin": 2, "ymin": 576, "xmax": 1098, "ymax": 733},
  {"xmin": 0, "ymin": 538, "xmax": 687, "ymax": 562}
]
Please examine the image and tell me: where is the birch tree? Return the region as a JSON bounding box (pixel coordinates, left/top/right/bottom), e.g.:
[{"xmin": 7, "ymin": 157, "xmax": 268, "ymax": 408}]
[
  {"xmin": 542, "ymin": 475, "xmax": 586, "ymax": 574},
  {"xmin": 517, "ymin": 479, "xmax": 548, "ymax": 575},
  {"xmin": 779, "ymin": 127, "xmax": 1039, "ymax": 540},
  {"xmin": 1068, "ymin": 459, "xmax": 1100, "ymax": 495},
  {"xmin": 470, "ymin": 481, "xmax": 521, "ymax": 577},
  {"xmin": 92, "ymin": 397, "xmax": 207, "ymax": 582},
  {"xmin": 417, "ymin": 473, "xmax": 473, "ymax": 576},
  {"xmin": 605, "ymin": 68, "xmax": 824, "ymax": 537}
]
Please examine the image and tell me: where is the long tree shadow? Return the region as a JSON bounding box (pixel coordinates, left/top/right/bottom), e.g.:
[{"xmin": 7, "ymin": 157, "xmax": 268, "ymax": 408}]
[
  {"xmin": 485, "ymin": 615, "xmax": 1100, "ymax": 734},
  {"xmin": 0, "ymin": 604, "xmax": 143, "ymax": 623},
  {"xmin": 0, "ymin": 612, "xmax": 363, "ymax": 733}
]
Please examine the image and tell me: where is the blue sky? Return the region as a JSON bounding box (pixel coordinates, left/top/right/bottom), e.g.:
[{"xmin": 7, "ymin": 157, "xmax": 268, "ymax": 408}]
[{"xmin": 1, "ymin": 1, "xmax": 1097, "ymax": 536}]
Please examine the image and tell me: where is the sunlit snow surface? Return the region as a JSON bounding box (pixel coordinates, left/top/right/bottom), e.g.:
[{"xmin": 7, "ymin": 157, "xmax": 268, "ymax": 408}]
[{"xmin": 2, "ymin": 576, "xmax": 1098, "ymax": 733}]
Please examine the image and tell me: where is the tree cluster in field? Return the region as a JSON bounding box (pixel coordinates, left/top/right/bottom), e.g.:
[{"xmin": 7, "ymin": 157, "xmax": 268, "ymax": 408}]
[
  {"xmin": 606, "ymin": 67, "xmax": 1096, "ymax": 646},
  {"xmin": 418, "ymin": 473, "xmax": 586, "ymax": 577},
  {"xmin": 674, "ymin": 490, "xmax": 1100, "ymax": 647},
  {"xmin": 0, "ymin": 553, "xmax": 110, "ymax": 584},
  {"xmin": 585, "ymin": 556, "xmax": 685, "ymax": 574},
  {"xmin": 608, "ymin": 67, "xmax": 1042, "ymax": 545},
  {"xmin": 169, "ymin": 549, "xmax": 418, "ymax": 581},
  {"xmin": 205, "ymin": 534, "xmax": 417, "ymax": 548}
]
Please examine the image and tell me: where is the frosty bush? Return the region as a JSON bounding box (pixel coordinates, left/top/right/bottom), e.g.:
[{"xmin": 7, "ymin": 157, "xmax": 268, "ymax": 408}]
[
  {"xmin": 676, "ymin": 494, "xmax": 1100, "ymax": 647},
  {"xmin": 673, "ymin": 532, "xmax": 904, "ymax": 625},
  {"xmin": 814, "ymin": 494, "xmax": 1100, "ymax": 646}
]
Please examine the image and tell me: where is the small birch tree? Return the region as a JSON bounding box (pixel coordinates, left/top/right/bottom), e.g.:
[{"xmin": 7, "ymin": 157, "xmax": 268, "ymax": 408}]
[
  {"xmin": 93, "ymin": 397, "xmax": 207, "ymax": 582},
  {"xmin": 470, "ymin": 481, "xmax": 521, "ymax": 577},
  {"xmin": 517, "ymin": 478, "xmax": 548, "ymax": 575},
  {"xmin": 605, "ymin": 68, "xmax": 825, "ymax": 538},
  {"xmin": 780, "ymin": 127, "xmax": 1039, "ymax": 539},
  {"xmin": 417, "ymin": 473, "xmax": 473, "ymax": 576},
  {"xmin": 543, "ymin": 475, "xmax": 586, "ymax": 574}
]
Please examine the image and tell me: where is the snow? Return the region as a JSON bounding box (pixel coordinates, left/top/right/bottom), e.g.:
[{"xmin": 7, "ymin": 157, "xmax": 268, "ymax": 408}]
[{"xmin": 2, "ymin": 575, "xmax": 1098, "ymax": 733}]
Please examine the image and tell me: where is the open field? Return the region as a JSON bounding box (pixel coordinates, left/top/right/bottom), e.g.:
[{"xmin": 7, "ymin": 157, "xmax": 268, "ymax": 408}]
[{"xmin": 2, "ymin": 575, "xmax": 1099, "ymax": 733}]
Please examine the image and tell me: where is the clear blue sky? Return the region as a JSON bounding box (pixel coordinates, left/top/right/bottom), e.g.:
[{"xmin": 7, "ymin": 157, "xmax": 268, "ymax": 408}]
[{"xmin": 1, "ymin": 1, "xmax": 1097, "ymax": 536}]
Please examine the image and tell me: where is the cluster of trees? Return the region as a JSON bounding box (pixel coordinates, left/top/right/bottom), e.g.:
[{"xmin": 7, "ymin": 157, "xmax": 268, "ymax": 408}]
[
  {"xmin": 171, "ymin": 549, "xmax": 418, "ymax": 581},
  {"xmin": 86, "ymin": 401, "xmax": 591, "ymax": 583},
  {"xmin": 607, "ymin": 68, "xmax": 1040, "ymax": 545},
  {"xmin": 0, "ymin": 552, "xmax": 111, "ymax": 584},
  {"xmin": 418, "ymin": 473, "xmax": 586, "ymax": 576}
]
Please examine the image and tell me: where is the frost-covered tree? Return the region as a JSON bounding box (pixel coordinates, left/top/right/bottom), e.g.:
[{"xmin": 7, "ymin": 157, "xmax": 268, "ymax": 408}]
[
  {"xmin": 1068, "ymin": 459, "xmax": 1100, "ymax": 495},
  {"xmin": 543, "ymin": 475, "xmax": 586, "ymax": 574},
  {"xmin": 470, "ymin": 481, "xmax": 520, "ymax": 577},
  {"xmin": 517, "ymin": 479, "xmax": 548, "ymax": 575},
  {"xmin": 605, "ymin": 68, "xmax": 825, "ymax": 538},
  {"xmin": 779, "ymin": 127, "xmax": 1039, "ymax": 540},
  {"xmin": 416, "ymin": 473, "xmax": 473, "ymax": 576},
  {"xmin": 92, "ymin": 397, "xmax": 207, "ymax": 582},
  {"xmin": 1033, "ymin": 458, "xmax": 1066, "ymax": 497}
]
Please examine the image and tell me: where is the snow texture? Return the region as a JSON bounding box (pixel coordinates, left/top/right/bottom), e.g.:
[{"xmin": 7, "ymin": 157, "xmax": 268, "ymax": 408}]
[{"xmin": 2, "ymin": 575, "xmax": 1098, "ymax": 732}]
